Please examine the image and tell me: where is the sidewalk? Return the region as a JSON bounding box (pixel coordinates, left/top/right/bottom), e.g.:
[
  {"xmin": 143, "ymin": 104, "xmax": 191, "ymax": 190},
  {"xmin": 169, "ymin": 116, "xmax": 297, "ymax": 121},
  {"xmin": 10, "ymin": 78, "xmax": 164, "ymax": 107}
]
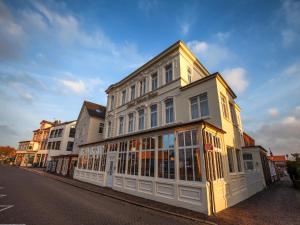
[
  {"xmin": 20, "ymin": 167, "xmax": 217, "ymax": 225},
  {"xmin": 20, "ymin": 167, "xmax": 300, "ymax": 225}
]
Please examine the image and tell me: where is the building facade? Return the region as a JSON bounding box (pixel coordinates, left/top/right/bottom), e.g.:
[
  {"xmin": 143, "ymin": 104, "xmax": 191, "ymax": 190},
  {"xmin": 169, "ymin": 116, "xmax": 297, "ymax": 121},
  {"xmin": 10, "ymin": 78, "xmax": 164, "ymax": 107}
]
[
  {"xmin": 33, "ymin": 120, "xmax": 55, "ymax": 167},
  {"xmin": 45, "ymin": 120, "xmax": 77, "ymax": 176},
  {"xmin": 73, "ymin": 41, "xmax": 264, "ymax": 215},
  {"xmin": 15, "ymin": 140, "xmax": 38, "ymax": 167},
  {"xmin": 73, "ymin": 101, "xmax": 106, "ymax": 154}
]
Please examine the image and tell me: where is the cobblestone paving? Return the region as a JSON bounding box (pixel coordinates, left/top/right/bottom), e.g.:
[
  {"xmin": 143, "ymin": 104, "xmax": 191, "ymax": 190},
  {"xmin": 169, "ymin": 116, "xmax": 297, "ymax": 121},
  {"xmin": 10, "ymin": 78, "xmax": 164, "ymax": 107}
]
[{"xmin": 216, "ymin": 176, "xmax": 300, "ymax": 225}]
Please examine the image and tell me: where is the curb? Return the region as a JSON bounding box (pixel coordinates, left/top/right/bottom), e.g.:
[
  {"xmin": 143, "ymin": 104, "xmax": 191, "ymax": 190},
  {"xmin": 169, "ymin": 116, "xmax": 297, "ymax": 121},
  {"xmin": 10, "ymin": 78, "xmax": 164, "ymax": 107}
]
[{"xmin": 20, "ymin": 167, "xmax": 217, "ymax": 225}]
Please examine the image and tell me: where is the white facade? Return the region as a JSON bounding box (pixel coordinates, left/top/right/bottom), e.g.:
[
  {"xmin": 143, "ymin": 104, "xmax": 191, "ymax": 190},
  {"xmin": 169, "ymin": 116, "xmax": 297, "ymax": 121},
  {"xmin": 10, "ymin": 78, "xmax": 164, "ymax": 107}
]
[
  {"xmin": 74, "ymin": 41, "xmax": 265, "ymax": 215},
  {"xmin": 46, "ymin": 120, "xmax": 76, "ymax": 160}
]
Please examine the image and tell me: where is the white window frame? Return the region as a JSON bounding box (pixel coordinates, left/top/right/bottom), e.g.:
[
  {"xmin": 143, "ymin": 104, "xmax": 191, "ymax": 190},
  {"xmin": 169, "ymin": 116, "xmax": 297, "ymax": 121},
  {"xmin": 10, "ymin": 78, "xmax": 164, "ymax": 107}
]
[
  {"xmin": 190, "ymin": 92, "xmax": 209, "ymax": 120},
  {"xmin": 119, "ymin": 116, "xmax": 124, "ymax": 135},
  {"xmin": 165, "ymin": 98, "xmax": 174, "ymax": 124},
  {"xmin": 128, "ymin": 113, "xmax": 134, "ymax": 133},
  {"xmin": 138, "ymin": 109, "xmax": 145, "ymax": 130},
  {"xmin": 151, "ymin": 72, "xmax": 158, "ymax": 91},
  {"xmin": 165, "ymin": 63, "xmax": 173, "ymax": 84},
  {"xmin": 150, "ymin": 104, "xmax": 158, "ymax": 128}
]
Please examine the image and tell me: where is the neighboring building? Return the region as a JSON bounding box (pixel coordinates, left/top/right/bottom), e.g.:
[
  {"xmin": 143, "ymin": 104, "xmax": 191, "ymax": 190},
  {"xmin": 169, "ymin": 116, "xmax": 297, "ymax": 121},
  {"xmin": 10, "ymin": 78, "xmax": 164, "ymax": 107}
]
[
  {"xmin": 33, "ymin": 120, "xmax": 55, "ymax": 167},
  {"xmin": 74, "ymin": 40, "xmax": 264, "ymax": 215},
  {"xmin": 268, "ymin": 155, "xmax": 287, "ymax": 177},
  {"xmin": 15, "ymin": 141, "xmax": 38, "ymax": 166},
  {"xmin": 73, "ymin": 101, "xmax": 106, "ymax": 154},
  {"xmin": 242, "ymin": 145, "xmax": 272, "ymax": 186},
  {"xmin": 45, "ymin": 120, "xmax": 77, "ymax": 176}
]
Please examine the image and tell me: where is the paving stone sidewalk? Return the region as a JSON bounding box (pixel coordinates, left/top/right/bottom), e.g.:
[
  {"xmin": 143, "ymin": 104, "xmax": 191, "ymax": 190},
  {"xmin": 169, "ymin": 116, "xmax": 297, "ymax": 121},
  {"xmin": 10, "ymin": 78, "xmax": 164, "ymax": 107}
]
[{"xmin": 21, "ymin": 167, "xmax": 300, "ymax": 225}]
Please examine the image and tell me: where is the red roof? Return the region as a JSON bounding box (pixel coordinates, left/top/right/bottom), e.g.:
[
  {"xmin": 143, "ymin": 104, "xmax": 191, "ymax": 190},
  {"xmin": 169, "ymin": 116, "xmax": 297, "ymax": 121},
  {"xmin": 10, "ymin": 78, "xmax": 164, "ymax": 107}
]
[{"xmin": 268, "ymin": 155, "xmax": 286, "ymax": 162}]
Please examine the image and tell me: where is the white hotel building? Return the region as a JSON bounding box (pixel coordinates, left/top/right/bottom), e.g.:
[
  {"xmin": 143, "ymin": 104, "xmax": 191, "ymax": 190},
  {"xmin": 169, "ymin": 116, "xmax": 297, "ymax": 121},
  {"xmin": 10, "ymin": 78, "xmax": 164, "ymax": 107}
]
[{"xmin": 74, "ymin": 40, "xmax": 265, "ymax": 215}]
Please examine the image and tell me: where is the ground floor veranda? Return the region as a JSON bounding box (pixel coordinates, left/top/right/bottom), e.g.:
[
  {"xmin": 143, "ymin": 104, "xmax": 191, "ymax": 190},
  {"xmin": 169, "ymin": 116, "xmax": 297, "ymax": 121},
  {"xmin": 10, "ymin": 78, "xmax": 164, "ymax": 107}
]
[{"xmin": 74, "ymin": 121, "xmax": 266, "ymax": 215}]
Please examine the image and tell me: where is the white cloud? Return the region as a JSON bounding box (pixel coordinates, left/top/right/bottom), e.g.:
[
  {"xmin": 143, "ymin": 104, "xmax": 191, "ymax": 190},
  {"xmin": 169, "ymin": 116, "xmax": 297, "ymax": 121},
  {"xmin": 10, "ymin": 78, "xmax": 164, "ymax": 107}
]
[
  {"xmin": 187, "ymin": 40, "xmax": 235, "ymax": 69},
  {"xmin": 180, "ymin": 22, "xmax": 190, "ymax": 35},
  {"xmin": 216, "ymin": 32, "xmax": 231, "ymax": 42},
  {"xmin": 138, "ymin": 0, "xmax": 158, "ymax": 12},
  {"xmin": 283, "ymin": 61, "xmax": 300, "ymax": 76},
  {"xmin": 281, "ymin": 0, "xmax": 300, "ymax": 47},
  {"xmin": 268, "ymin": 108, "xmax": 279, "ymax": 117},
  {"xmin": 251, "ymin": 114, "xmax": 300, "ymax": 154},
  {"xmin": 58, "ymin": 79, "xmax": 86, "ymax": 94},
  {"xmin": 282, "ymin": 116, "xmax": 296, "ymax": 124},
  {"xmin": 0, "ymin": 1, "xmax": 25, "ymax": 60},
  {"xmin": 222, "ymin": 67, "xmax": 249, "ymax": 94}
]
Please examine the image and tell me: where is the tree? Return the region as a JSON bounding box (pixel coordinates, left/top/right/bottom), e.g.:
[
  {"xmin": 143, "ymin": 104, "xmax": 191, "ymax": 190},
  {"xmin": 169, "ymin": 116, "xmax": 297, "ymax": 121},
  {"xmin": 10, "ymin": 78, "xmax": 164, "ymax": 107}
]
[{"xmin": 0, "ymin": 146, "xmax": 17, "ymax": 164}]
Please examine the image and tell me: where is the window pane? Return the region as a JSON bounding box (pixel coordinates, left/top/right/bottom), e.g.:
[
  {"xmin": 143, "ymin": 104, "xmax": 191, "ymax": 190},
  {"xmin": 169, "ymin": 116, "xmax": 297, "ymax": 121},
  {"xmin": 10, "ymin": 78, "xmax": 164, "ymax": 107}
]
[
  {"xmin": 185, "ymin": 131, "xmax": 191, "ymax": 146},
  {"xmin": 193, "ymin": 148, "xmax": 202, "ymax": 181},
  {"xmin": 169, "ymin": 133, "xmax": 174, "ymax": 148},
  {"xmin": 158, "ymin": 150, "xmax": 163, "ymax": 178},
  {"xmin": 191, "ymin": 97, "xmax": 199, "ymax": 119},
  {"xmin": 186, "ymin": 148, "xmax": 193, "ymax": 181},
  {"xmin": 179, "ymin": 149, "xmax": 185, "ymax": 180},
  {"xmin": 178, "ymin": 132, "xmax": 184, "ymax": 147},
  {"xmin": 169, "ymin": 150, "xmax": 175, "ymax": 179}
]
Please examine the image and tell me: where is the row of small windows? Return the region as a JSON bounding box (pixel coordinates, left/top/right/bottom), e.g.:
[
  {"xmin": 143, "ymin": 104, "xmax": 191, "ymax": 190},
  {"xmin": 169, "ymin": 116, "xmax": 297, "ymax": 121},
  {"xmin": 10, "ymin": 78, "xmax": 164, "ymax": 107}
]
[
  {"xmin": 110, "ymin": 63, "xmax": 174, "ymax": 110},
  {"xmin": 108, "ymin": 92, "xmax": 209, "ymax": 138},
  {"xmin": 50, "ymin": 129, "xmax": 63, "ymax": 138},
  {"xmin": 78, "ymin": 130, "xmax": 203, "ymax": 182},
  {"xmin": 109, "ymin": 99, "xmax": 174, "ymax": 137},
  {"xmin": 220, "ymin": 93, "xmax": 240, "ymax": 126}
]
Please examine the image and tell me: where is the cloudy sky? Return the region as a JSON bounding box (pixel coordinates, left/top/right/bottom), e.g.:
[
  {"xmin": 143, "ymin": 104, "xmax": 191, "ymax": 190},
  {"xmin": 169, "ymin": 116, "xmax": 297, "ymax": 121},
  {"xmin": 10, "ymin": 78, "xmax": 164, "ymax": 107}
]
[{"xmin": 0, "ymin": 0, "xmax": 299, "ymax": 154}]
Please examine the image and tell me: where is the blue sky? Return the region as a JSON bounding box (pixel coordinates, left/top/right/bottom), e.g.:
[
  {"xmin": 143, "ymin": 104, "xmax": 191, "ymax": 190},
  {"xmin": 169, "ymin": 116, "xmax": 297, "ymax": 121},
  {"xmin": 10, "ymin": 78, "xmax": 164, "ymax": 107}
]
[{"xmin": 0, "ymin": 0, "xmax": 299, "ymax": 154}]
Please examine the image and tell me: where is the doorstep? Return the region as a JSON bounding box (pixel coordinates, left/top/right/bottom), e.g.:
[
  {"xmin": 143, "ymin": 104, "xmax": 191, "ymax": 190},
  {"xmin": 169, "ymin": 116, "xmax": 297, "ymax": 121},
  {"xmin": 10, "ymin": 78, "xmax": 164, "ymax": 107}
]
[{"xmin": 20, "ymin": 167, "xmax": 218, "ymax": 225}]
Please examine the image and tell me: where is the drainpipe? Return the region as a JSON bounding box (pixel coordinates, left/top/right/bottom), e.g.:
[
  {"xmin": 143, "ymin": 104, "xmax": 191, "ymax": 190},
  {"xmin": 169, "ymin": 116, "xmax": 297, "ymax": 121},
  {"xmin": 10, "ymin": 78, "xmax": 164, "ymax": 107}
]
[{"xmin": 201, "ymin": 124, "xmax": 216, "ymax": 216}]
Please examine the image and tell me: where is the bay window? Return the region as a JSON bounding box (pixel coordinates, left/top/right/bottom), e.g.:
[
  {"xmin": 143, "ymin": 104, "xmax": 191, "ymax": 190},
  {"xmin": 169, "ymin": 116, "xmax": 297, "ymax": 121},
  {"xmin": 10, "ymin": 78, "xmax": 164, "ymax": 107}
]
[
  {"xmin": 87, "ymin": 148, "xmax": 94, "ymax": 170},
  {"xmin": 100, "ymin": 145, "xmax": 107, "ymax": 172},
  {"xmin": 127, "ymin": 139, "xmax": 140, "ymax": 175},
  {"xmin": 93, "ymin": 147, "xmax": 100, "ymax": 171},
  {"xmin": 178, "ymin": 130, "xmax": 201, "ymax": 181},
  {"xmin": 158, "ymin": 133, "xmax": 175, "ymax": 179},
  {"xmin": 117, "ymin": 141, "xmax": 127, "ymax": 174},
  {"xmin": 141, "ymin": 137, "xmax": 155, "ymax": 177}
]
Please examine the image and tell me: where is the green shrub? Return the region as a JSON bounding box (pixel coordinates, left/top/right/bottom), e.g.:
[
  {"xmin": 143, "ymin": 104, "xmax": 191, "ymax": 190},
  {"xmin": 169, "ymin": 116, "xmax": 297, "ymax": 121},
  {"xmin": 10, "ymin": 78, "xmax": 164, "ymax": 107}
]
[{"xmin": 287, "ymin": 161, "xmax": 300, "ymax": 181}]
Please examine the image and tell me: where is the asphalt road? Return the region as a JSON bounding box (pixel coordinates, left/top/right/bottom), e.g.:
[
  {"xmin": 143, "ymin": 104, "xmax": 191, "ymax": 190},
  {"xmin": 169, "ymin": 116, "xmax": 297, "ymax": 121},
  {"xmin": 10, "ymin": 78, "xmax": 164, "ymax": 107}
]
[{"xmin": 0, "ymin": 165, "xmax": 204, "ymax": 225}]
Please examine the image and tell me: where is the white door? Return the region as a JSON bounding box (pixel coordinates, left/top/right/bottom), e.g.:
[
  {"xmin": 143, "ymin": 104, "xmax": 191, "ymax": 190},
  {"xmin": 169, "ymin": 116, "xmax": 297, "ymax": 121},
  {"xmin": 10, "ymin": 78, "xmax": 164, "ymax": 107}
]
[{"xmin": 106, "ymin": 154, "xmax": 116, "ymax": 188}]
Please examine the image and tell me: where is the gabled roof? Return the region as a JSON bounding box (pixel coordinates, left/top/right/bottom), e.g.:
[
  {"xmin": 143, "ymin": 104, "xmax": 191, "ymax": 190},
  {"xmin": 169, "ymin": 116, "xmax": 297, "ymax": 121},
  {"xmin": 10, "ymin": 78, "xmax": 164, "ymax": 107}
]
[{"xmin": 83, "ymin": 101, "xmax": 106, "ymax": 119}]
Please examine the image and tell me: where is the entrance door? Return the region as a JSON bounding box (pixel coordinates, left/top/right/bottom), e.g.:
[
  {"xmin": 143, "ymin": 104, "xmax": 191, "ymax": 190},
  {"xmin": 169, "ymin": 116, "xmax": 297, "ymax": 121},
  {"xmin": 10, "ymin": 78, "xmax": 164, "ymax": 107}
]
[{"xmin": 106, "ymin": 153, "xmax": 116, "ymax": 188}]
